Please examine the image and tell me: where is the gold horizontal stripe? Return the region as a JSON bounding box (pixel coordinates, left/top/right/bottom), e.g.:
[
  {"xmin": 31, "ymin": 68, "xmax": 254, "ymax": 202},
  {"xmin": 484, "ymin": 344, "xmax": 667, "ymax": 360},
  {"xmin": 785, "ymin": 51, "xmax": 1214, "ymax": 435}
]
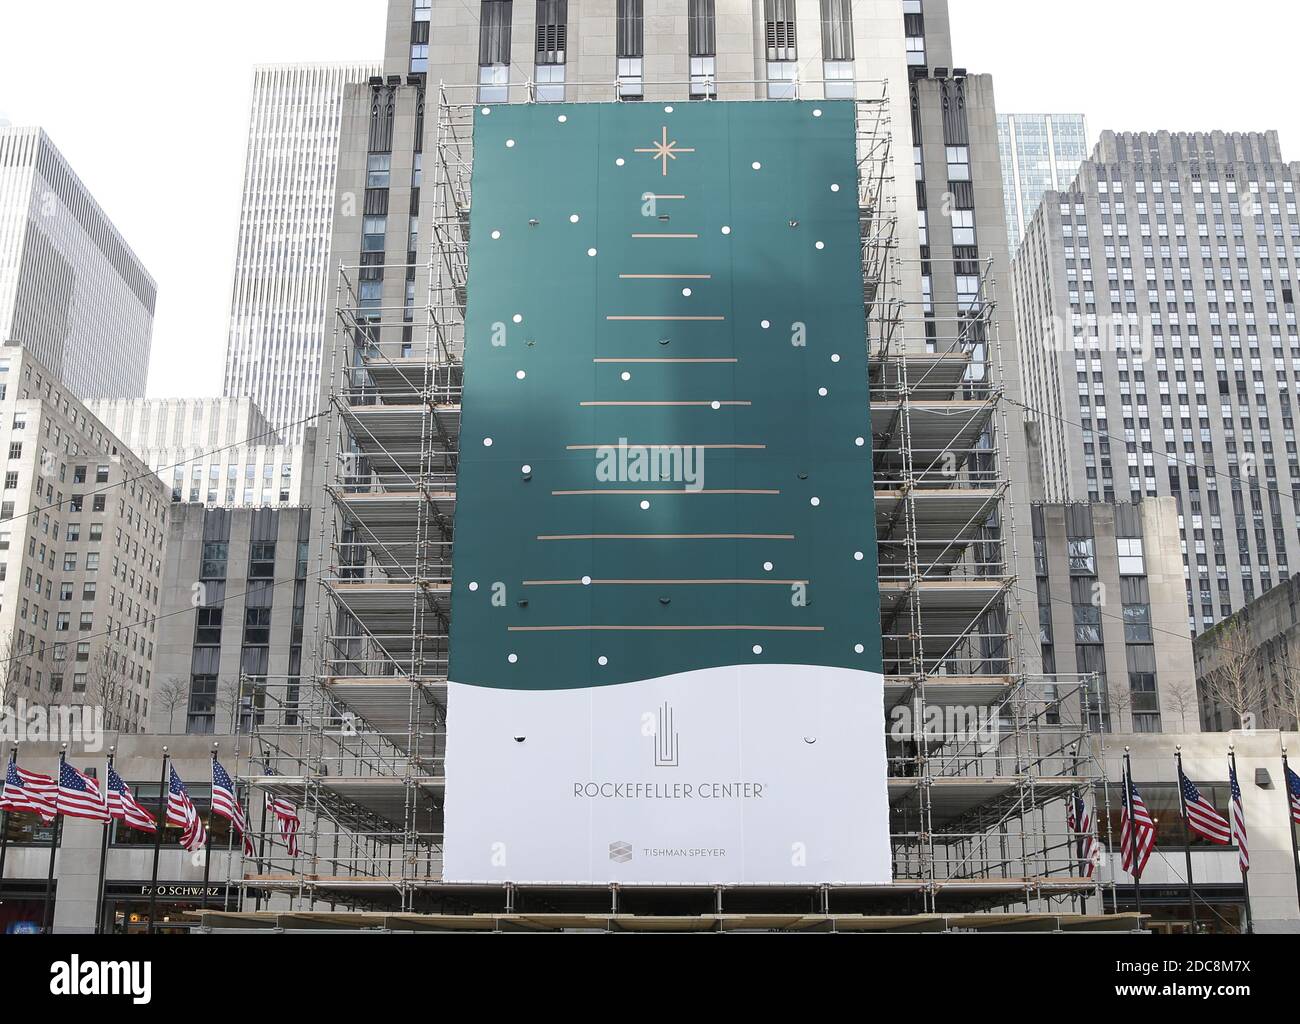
[
  {"xmin": 551, "ymin": 489, "xmax": 779, "ymax": 496},
  {"xmin": 565, "ymin": 443, "xmax": 765, "ymax": 450},
  {"xmin": 580, "ymin": 401, "xmax": 750, "ymax": 407},
  {"xmin": 523, "ymin": 579, "xmax": 808, "ymax": 587},
  {"xmin": 536, "ymin": 534, "xmax": 796, "ymax": 541},
  {"xmin": 507, "ymin": 625, "xmax": 824, "ymax": 633},
  {"xmin": 606, "ymin": 315, "xmax": 725, "ymax": 321}
]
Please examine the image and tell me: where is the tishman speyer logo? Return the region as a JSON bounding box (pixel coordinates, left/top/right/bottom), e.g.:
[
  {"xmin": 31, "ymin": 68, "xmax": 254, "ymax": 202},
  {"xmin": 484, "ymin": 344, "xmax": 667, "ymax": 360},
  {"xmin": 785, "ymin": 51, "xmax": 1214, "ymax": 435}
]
[{"xmin": 49, "ymin": 957, "xmax": 151, "ymax": 1004}]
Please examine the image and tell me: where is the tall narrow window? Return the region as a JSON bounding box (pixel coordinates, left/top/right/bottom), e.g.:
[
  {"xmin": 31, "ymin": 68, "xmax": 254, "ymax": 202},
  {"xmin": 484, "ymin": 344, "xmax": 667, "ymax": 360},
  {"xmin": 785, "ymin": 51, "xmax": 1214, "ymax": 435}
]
[
  {"xmin": 903, "ymin": 0, "xmax": 926, "ymax": 66},
  {"xmin": 617, "ymin": 0, "xmax": 644, "ymax": 100},
  {"xmin": 479, "ymin": 0, "xmax": 513, "ymax": 102},
  {"xmin": 764, "ymin": 0, "xmax": 797, "ymax": 99},
  {"xmin": 819, "ymin": 0, "xmax": 854, "ymax": 98},
  {"xmin": 535, "ymin": 0, "xmax": 567, "ymax": 102},
  {"xmin": 688, "ymin": 0, "xmax": 716, "ymax": 98}
]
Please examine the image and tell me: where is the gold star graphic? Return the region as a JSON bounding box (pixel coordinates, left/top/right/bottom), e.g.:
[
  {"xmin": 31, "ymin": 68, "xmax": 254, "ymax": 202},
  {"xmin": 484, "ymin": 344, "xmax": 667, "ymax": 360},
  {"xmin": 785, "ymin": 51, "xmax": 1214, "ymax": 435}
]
[{"xmin": 635, "ymin": 126, "xmax": 695, "ymax": 177}]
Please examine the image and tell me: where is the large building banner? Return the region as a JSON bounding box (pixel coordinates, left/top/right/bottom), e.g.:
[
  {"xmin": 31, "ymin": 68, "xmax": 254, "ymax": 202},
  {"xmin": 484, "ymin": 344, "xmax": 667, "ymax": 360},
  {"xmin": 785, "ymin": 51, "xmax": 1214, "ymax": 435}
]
[{"xmin": 444, "ymin": 100, "xmax": 889, "ymax": 885}]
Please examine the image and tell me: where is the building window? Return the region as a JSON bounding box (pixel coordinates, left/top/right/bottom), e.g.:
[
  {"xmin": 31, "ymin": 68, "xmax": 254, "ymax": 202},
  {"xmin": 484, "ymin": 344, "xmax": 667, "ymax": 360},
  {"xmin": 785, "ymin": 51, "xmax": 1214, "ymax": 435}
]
[
  {"xmin": 819, "ymin": 0, "xmax": 854, "ymax": 95},
  {"xmin": 765, "ymin": 0, "xmax": 798, "ymax": 97},
  {"xmin": 479, "ymin": 0, "xmax": 513, "ymax": 101},
  {"xmin": 688, "ymin": 0, "xmax": 716, "ymax": 97},
  {"xmin": 534, "ymin": 63, "xmax": 565, "ymax": 102},
  {"xmin": 535, "ymin": 0, "xmax": 567, "ymax": 72},
  {"xmin": 617, "ymin": 0, "xmax": 643, "ymax": 99},
  {"xmin": 367, "ymin": 153, "xmax": 391, "ymax": 189},
  {"xmin": 946, "ymin": 146, "xmax": 971, "ymax": 182},
  {"xmin": 1117, "ymin": 537, "xmax": 1145, "ymax": 575}
]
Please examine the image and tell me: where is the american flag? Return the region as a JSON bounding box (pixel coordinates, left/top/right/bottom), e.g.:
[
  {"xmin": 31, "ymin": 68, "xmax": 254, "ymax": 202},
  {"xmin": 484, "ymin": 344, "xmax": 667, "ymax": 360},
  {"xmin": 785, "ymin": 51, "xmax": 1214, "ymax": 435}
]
[
  {"xmin": 1178, "ymin": 763, "xmax": 1231, "ymax": 844},
  {"xmin": 0, "ymin": 758, "xmax": 56, "ymax": 823},
  {"xmin": 1229, "ymin": 760, "xmax": 1249, "ymax": 873},
  {"xmin": 105, "ymin": 763, "xmax": 156, "ymax": 833},
  {"xmin": 1066, "ymin": 790, "xmax": 1098, "ymax": 878},
  {"xmin": 56, "ymin": 756, "xmax": 109, "ymax": 823},
  {"xmin": 211, "ymin": 758, "xmax": 254, "ymax": 856},
  {"xmin": 1120, "ymin": 771, "xmax": 1156, "ymax": 878},
  {"xmin": 1286, "ymin": 764, "xmax": 1300, "ymax": 826},
  {"xmin": 267, "ymin": 795, "xmax": 300, "ymax": 857},
  {"xmin": 166, "ymin": 763, "xmax": 207, "ymax": 853}
]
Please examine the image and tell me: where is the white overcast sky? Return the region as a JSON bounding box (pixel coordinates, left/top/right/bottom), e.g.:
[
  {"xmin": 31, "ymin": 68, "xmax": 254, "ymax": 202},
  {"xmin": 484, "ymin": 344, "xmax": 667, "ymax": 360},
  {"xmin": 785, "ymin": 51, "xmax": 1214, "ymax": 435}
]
[{"xmin": 0, "ymin": 0, "xmax": 1297, "ymax": 398}]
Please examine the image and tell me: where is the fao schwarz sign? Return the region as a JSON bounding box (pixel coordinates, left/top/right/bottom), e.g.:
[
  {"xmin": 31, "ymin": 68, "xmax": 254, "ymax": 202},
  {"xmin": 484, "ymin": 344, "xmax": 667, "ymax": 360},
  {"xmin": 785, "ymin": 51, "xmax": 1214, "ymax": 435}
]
[{"xmin": 136, "ymin": 885, "xmax": 223, "ymax": 899}]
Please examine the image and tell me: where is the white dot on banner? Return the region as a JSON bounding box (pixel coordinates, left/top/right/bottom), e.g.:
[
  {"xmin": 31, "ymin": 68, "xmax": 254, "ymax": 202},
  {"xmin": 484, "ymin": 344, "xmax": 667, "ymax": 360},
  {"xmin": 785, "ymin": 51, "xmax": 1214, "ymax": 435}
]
[
  {"xmin": 854, "ymin": 551, "xmax": 864, "ymax": 562},
  {"xmin": 570, "ymin": 214, "xmax": 580, "ymax": 223},
  {"xmin": 557, "ymin": 114, "xmax": 567, "ymax": 123},
  {"xmin": 763, "ymin": 562, "xmax": 774, "ymax": 572},
  {"xmin": 831, "ymin": 354, "xmax": 841, "ymax": 363},
  {"xmin": 512, "ymin": 314, "xmax": 522, "ymax": 323},
  {"xmin": 483, "ymin": 437, "xmax": 494, "ymax": 447},
  {"xmin": 813, "ymin": 109, "xmax": 823, "ymax": 118},
  {"xmin": 752, "ymin": 645, "xmax": 764, "ymax": 656},
  {"xmin": 508, "ymin": 654, "xmax": 518, "ymax": 664},
  {"xmin": 721, "ymin": 225, "xmax": 731, "ymax": 235},
  {"xmin": 491, "ymin": 230, "xmax": 502, "ymax": 240},
  {"xmin": 818, "ymin": 388, "xmax": 828, "ymax": 397},
  {"xmin": 855, "ymin": 437, "xmax": 866, "ymax": 447},
  {"xmin": 682, "ymin": 288, "xmax": 692, "ymax": 296},
  {"xmin": 761, "ymin": 320, "xmax": 771, "ymax": 329},
  {"xmin": 582, "ymin": 576, "xmax": 592, "ymax": 586},
  {"xmin": 481, "ymin": 107, "xmax": 491, "ymax": 115},
  {"xmin": 616, "ymin": 157, "xmax": 625, "ymax": 166},
  {"xmin": 587, "ymin": 248, "xmax": 597, "ymax": 256},
  {"xmin": 598, "ymin": 656, "xmax": 609, "ymax": 666},
  {"xmin": 516, "ymin": 370, "xmax": 526, "ymax": 380},
  {"xmin": 831, "ymin": 183, "xmax": 840, "ymax": 192},
  {"xmin": 640, "ymin": 500, "xmax": 651, "ymax": 510},
  {"xmin": 815, "ymin": 241, "xmax": 825, "ymax": 250},
  {"xmin": 621, "ymin": 372, "xmax": 632, "ymax": 381},
  {"xmin": 469, "ymin": 581, "xmax": 480, "ymax": 592},
  {"xmin": 711, "ymin": 401, "xmax": 721, "ymax": 410},
  {"xmin": 855, "ymin": 644, "xmax": 865, "ymax": 655},
  {"xmin": 752, "ymin": 162, "xmax": 762, "ymax": 170},
  {"xmin": 665, "ymin": 105, "xmax": 674, "ymax": 113},
  {"xmin": 506, "ymin": 139, "xmax": 515, "ymax": 148},
  {"xmin": 810, "ymin": 497, "xmax": 821, "ymax": 507},
  {"xmin": 521, "ymin": 464, "xmax": 532, "ymax": 474}
]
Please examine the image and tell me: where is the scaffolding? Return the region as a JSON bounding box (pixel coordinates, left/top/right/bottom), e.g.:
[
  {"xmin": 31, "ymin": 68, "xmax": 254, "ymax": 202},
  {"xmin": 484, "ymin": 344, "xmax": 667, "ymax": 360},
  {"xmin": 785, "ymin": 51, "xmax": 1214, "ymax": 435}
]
[{"xmin": 235, "ymin": 78, "xmax": 1107, "ymax": 923}]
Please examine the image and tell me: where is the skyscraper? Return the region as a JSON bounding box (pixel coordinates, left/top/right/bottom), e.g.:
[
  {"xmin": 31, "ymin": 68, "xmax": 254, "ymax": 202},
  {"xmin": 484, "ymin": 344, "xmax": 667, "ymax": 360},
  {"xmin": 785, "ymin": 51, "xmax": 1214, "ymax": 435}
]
[
  {"xmin": 221, "ymin": 62, "xmax": 380, "ymax": 443},
  {"xmin": 1012, "ymin": 129, "xmax": 1300, "ymax": 634},
  {"xmin": 0, "ymin": 127, "xmax": 155, "ymax": 398},
  {"xmin": 998, "ymin": 113, "xmax": 1089, "ymax": 254}
]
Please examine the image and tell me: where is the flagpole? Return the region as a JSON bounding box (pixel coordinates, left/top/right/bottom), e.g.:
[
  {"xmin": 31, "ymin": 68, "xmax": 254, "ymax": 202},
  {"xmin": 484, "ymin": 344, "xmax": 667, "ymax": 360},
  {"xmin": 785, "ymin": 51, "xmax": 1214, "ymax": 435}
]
[
  {"xmin": 0, "ymin": 747, "xmax": 16, "ymax": 886},
  {"xmin": 253, "ymin": 762, "xmax": 269, "ymax": 913},
  {"xmin": 1283, "ymin": 747, "xmax": 1300, "ymax": 917},
  {"xmin": 147, "ymin": 746, "xmax": 169, "ymax": 935},
  {"xmin": 93, "ymin": 747, "xmax": 114, "ymax": 934},
  {"xmin": 1230, "ymin": 745, "xmax": 1253, "ymax": 935},
  {"xmin": 1174, "ymin": 747, "xmax": 1198, "ymax": 932},
  {"xmin": 1123, "ymin": 749, "xmax": 1143, "ymax": 925},
  {"xmin": 42, "ymin": 744, "xmax": 67, "ymax": 933},
  {"xmin": 203, "ymin": 744, "xmax": 217, "ymax": 914}
]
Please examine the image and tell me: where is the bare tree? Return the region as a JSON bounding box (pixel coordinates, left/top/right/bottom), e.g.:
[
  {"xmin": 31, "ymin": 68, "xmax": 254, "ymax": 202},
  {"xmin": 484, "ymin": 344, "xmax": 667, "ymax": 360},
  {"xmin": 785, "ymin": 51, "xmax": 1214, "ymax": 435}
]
[
  {"xmin": 1200, "ymin": 619, "xmax": 1270, "ymax": 730},
  {"xmin": 154, "ymin": 676, "xmax": 190, "ymax": 734},
  {"xmin": 0, "ymin": 629, "xmax": 28, "ymax": 715},
  {"xmin": 85, "ymin": 642, "xmax": 134, "ymax": 734},
  {"xmin": 1105, "ymin": 686, "xmax": 1133, "ymax": 733},
  {"xmin": 1274, "ymin": 632, "xmax": 1300, "ymax": 732},
  {"xmin": 1163, "ymin": 678, "xmax": 1201, "ymax": 732}
]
